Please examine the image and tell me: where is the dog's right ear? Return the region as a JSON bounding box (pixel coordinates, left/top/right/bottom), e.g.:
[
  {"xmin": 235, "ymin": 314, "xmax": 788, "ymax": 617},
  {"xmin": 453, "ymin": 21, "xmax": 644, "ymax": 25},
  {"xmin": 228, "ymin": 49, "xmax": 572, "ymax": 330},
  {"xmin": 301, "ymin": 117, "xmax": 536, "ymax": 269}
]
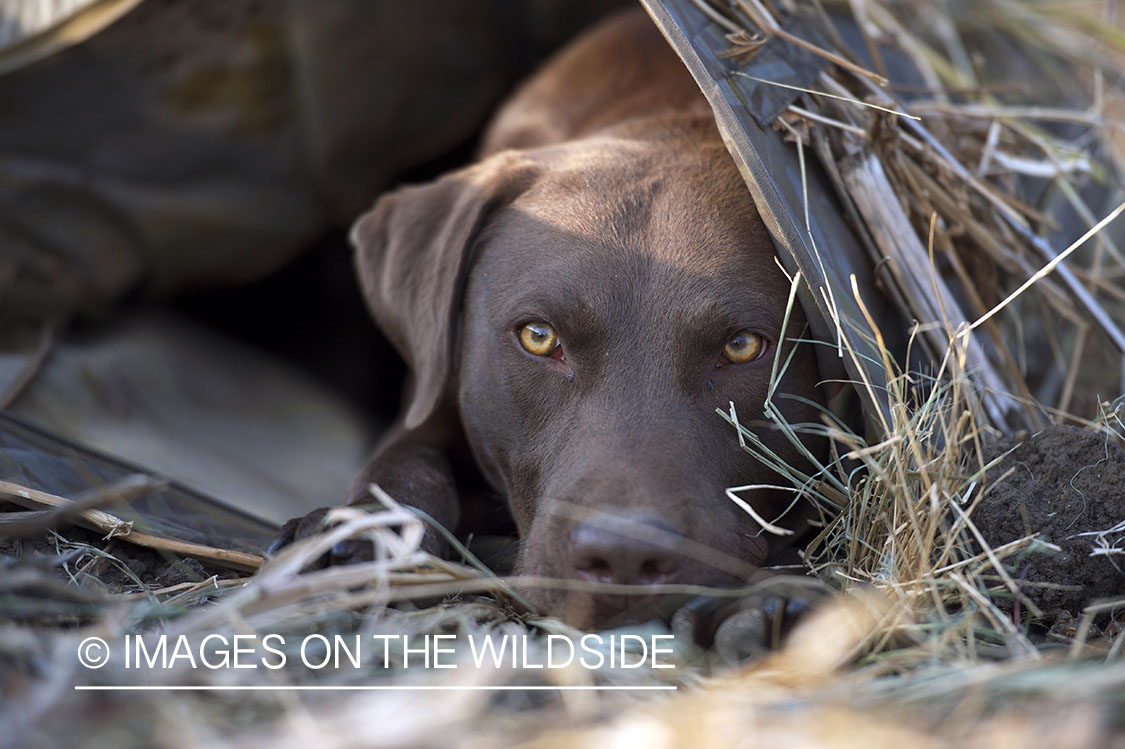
[{"xmin": 351, "ymin": 151, "xmax": 538, "ymax": 431}]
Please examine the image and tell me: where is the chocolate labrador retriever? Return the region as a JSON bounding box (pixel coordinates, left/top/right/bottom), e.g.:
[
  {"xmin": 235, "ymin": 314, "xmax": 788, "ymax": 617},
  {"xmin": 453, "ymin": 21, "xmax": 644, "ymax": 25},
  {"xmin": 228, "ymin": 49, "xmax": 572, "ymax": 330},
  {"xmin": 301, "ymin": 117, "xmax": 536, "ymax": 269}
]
[{"xmin": 273, "ymin": 7, "xmax": 825, "ymax": 630}]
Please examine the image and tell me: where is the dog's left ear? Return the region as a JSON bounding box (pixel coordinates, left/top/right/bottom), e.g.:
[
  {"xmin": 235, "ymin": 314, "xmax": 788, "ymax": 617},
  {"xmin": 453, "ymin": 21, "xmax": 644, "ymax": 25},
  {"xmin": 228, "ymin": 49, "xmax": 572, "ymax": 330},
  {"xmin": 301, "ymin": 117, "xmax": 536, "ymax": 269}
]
[{"xmin": 351, "ymin": 151, "xmax": 538, "ymax": 430}]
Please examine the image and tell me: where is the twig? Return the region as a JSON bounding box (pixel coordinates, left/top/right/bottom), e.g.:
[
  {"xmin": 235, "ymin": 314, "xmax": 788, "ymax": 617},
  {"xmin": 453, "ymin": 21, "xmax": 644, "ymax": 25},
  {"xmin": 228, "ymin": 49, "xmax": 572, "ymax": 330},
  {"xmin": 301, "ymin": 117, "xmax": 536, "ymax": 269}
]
[
  {"xmin": 962, "ymin": 199, "xmax": 1125, "ymax": 339},
  {"xmin": 0, "ymin": 479, "xmax": 262, "ymax": 571}
]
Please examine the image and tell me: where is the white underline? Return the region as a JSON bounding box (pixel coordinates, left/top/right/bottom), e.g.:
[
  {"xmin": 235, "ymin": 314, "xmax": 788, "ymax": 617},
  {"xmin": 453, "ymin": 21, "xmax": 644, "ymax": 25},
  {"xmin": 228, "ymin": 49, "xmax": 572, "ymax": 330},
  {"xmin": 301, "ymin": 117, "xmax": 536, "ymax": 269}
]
[{"xmin": 74, "ymin": 685, "xmax": 677, "ymax": 691}]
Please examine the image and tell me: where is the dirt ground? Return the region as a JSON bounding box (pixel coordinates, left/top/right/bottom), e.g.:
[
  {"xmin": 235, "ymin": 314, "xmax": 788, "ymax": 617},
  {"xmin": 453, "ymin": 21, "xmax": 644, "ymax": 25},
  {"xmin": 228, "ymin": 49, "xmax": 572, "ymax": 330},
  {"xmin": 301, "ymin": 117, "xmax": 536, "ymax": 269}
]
[{"xmin": 976, "ymin": 424, "xmax": 1125, "ymax": 615}]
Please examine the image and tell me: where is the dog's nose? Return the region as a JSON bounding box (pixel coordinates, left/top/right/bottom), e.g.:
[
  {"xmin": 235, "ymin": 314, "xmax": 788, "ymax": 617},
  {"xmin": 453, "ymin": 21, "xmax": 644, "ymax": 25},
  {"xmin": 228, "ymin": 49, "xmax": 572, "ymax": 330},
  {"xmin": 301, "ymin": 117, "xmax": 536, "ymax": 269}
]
[{"xmin": 569, "ymin": 515, "xmax": 684, "ymax": 585}]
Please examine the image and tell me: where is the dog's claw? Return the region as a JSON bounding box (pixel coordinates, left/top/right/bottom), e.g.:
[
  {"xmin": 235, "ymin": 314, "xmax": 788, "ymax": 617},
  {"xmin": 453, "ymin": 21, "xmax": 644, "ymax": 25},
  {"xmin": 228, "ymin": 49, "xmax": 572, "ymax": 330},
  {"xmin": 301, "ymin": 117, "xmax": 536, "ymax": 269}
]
[
  {"xmin": 265, "ymin": 507, "xmax": 335, "ymax": 562},
  {"xmin": 713, "ymin": 606, "xmax": 772, "ymax": 662},
  {"xmin": 266, "ymin": 515, "xmax": 303, "ymax": 557},
  {"xmin": 329, "ymin": 538, "xmax": 375, "ymax": 565}
]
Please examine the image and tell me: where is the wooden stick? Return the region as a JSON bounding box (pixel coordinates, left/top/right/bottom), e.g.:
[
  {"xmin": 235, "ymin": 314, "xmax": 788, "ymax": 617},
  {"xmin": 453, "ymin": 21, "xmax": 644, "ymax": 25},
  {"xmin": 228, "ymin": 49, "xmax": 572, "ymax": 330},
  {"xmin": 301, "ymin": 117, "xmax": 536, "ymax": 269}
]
[{"xmin": 0, "ymin": 479, "xmax": 262, "ymax": 572}]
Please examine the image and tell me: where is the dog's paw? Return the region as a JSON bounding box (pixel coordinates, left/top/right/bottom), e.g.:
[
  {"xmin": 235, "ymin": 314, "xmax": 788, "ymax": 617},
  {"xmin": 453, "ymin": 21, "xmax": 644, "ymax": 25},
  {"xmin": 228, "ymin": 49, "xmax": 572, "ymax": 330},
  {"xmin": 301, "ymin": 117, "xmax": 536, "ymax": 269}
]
[
  {"xmin": 266, "ymin": 507, "xmax": 375, "ymax": 568},
  {"xmin": 268, "ymin": 504, "xmax": 454, "ymax": 569},
  {"xmin": 671, "ymin": 584, "xmax": 826, "ymax": 662}
]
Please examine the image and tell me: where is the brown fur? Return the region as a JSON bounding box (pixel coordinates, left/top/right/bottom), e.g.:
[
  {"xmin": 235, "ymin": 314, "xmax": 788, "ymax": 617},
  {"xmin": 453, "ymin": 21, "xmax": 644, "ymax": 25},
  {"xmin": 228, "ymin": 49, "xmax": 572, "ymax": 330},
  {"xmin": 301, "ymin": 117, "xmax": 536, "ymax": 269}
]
[{"xmin": 273, "ymin": 8, "xmax": 825, "ymax": 630}]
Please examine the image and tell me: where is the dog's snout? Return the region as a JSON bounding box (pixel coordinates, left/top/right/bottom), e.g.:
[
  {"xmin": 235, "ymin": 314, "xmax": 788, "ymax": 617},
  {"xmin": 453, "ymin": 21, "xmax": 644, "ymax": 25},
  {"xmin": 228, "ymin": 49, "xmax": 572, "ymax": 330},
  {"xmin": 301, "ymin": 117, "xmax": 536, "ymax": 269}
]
[{"xmin": 569, "ymin": 515, "xmax": 685, "ymax": 585}]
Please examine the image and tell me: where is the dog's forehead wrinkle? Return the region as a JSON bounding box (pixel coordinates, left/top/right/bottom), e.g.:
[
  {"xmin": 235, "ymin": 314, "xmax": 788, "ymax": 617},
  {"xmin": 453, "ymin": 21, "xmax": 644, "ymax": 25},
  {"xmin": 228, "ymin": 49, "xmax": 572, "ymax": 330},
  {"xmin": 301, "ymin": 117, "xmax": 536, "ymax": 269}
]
[
  {"xmin": 518, "ymin": 141, "xmax": 751, "ymax": 251},
  {"xmin": 518, "ymin": 181, "xmax": 660, "ymax": 248},
  {"xmin": 480, "ymin": 205, "xmax": 785, "ymax": 321}
]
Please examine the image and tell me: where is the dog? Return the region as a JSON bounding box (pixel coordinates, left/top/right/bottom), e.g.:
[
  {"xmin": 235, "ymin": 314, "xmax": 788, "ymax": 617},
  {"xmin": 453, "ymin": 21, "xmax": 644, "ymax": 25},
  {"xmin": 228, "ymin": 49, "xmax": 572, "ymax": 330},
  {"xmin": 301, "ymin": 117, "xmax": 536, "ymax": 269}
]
[{"xmin": 272, "ymin": 7, "xmax": 826, "ymax": 630}]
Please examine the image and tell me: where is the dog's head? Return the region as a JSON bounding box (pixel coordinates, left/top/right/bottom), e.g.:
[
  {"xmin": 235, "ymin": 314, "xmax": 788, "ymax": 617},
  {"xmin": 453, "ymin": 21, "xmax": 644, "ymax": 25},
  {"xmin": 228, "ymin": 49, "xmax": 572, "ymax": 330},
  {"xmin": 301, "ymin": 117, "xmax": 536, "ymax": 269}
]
[{"xmin": 353, "ymin": 124, "xmax": 825, "ymax": 628}]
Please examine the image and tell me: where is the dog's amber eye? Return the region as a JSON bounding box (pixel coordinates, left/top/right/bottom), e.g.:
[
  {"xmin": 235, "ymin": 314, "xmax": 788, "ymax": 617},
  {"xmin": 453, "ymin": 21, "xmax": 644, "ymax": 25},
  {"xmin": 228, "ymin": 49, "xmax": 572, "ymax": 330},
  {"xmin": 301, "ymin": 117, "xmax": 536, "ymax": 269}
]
[
  {"xmin": 518, "ymin": 322, "xmax": 559, "ymax": 357},
  {"xmin": 722, "ymin": 330, "xmax": 765, "ymax": 364}
]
